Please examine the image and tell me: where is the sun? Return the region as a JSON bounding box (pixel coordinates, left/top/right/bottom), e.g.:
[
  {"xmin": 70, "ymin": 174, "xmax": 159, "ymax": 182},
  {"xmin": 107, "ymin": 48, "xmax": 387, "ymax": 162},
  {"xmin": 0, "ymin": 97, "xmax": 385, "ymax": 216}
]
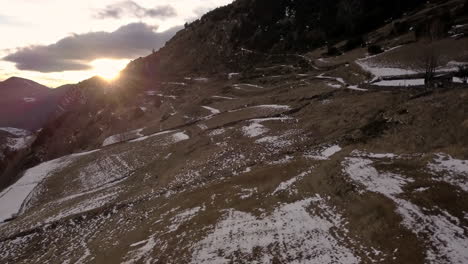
[{"xmin": 90, "ymin": 59, "xmax": 130, "ymax": 81}]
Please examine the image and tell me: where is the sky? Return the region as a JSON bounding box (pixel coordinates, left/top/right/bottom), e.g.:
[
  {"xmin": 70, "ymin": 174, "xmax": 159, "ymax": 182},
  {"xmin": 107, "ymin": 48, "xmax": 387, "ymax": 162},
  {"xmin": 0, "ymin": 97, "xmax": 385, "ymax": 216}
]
[{"xmin": 0, "ymin": 0, "xmax": 233, "ymax": 87}]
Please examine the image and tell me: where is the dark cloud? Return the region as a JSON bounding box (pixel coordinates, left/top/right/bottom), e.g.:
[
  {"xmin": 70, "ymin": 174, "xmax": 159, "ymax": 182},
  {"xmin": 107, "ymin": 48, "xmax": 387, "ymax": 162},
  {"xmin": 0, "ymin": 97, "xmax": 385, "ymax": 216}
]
[
  {"xmin": 95, "ymin": 1, "xmax": 177, "ymax": 19},
  {"xmin": 3, "ymin": 23, "xmax": 182, "ymax": 73}
]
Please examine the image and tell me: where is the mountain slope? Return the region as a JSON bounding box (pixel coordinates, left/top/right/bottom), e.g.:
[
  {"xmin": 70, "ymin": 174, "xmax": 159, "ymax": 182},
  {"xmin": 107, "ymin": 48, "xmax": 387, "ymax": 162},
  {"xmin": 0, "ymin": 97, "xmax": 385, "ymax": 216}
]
[
  {"xmin": 1, "ymin": 67, "xmax": 468, "ymax": 263},
  {"xmin": 121, "ymin": 0, "xmax": 429, "ymax": 79},
  {"xmin": 1, "ymin": 0, "xmax": 468, "ymax": 263},
  {"xmin": 0, "ymin": 77, "xmax": 69, "ymax": 131}
]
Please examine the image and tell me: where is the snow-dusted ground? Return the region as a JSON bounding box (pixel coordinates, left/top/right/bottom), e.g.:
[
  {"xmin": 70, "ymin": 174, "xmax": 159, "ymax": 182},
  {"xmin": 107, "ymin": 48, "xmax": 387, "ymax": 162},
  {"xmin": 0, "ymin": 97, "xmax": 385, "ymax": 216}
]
[
  {"xmin": 242, "ymin": 122, "xmax": 268, "ymax": 138},
  {"xmin": 104, "ymin": 129, "xmax": 190, "ymax": 147},
  {"xmin": 78, "ymin": 154, "xmax": 133, "ymax": 191},
  {"xmin": 164, "ymin": 82, "xmax": 187, "ymax": 86},
  {"xmin": 130, "ymin": 130, "xmax": 175, "ymax": 143},
  {"xmin": 427, "ymin": 153, "xmax": 468, "ymax": 192},
  {"xmin": 326, "ymin": 82, "xmax": 342, "ymax": 89},
  {"xmin": 0, "ymin": 127, "xmax": 30, "ymax": 137},
  {"xmin": 0, "ymin": 149, "xmax": 101, "ymax": 223},
  {"xmin": 316, "ymin": 74, "xmax": 346, "ymax": 85},
  {"xmin": 227, "ymin": 104, "xmax": 292, "ymax": 116},
  {"xmin": 256, "ymin": 135, "xmax": 293, "ymax": 151},
  {"xmin": 23, "ymin": 97, "xmax": 36, "ymax": 103},
  {"xmin": 357, "ymin": 51, "xmax": 467, "ymax": 84},
  {"xmin": 202, "ymin": 106, "xmax": 221, "ymax": 115},
  {"xmin": 0, "ymin": 156, "xmax": 74, "ymax": 222},
  {"xmin": 123, "ymin": 236, "xmax": 158, "ymax": 264},
  {"xmin": 211, "ymin": 95, "xmax": 235, "ymax": 100},
  {"xmin": 306, "ymin": 145, "xmax": 342, "ymax": 160},
  {"xmin": 168, "ymin": 206, "xmax": 204, "ymax": 233},
  {"xmin": 228, "ymin": 73, "xmax": 240, "ymax": 79},
  {"xmin": 241, "ymin": 117, "xmax": 291, "ymax": 138},
  {"xmin": 5, "ymin": 135, "xmax": 36, "ymax": 151},
  {"xmin": 356, "ymin": 46, "xmax": 420, "ymax": 78},
  {"xmin": 233, "ymin": 83, "xmax": 264, "ymax": 90},
  {"xmin": 102, "ymin": 128, "xmax": 144, "ymax": 147},
  {"xmin": 44, "ymin": 191, "xmax": 118, "ymax": 223},
  {"xmin": 272, "ymin": 169, "xmax": 312, "ymax": 195},
  {"xmin": 347, "ymin": 85, "xmax": 368, "ymax": 91},
  {"xmin": 357, "ymin": 63, "xmax": 419, "ymax": 78},
  {"xmin": 373, "ymin": 79, "xmax": 425, "ymax": 87},
  {"xmin": 343, "ymin": 152, "xmax": 468, "ymax": 264},
  {"xmin": 172, "ymin": 131, "xmax": 190, "ymax": 143},
  {"xmin": 191, "ymin": 196, "xmax": 361, "ymax": 263}
]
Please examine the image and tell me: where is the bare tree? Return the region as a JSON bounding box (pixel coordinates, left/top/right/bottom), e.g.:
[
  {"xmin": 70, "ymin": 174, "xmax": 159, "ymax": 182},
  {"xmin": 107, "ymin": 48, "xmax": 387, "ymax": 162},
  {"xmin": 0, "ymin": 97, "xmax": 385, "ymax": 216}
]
[
  {"xmin": 424, "ymin": 46, "xmax": 439, "ymax": 89},
  {"xmin": 458, "ymin": 65, "xmax": 468, "ymax": 84},
  {"xmin": 337, "ymin": 0, "xmax": 363, "ymax": 35}
]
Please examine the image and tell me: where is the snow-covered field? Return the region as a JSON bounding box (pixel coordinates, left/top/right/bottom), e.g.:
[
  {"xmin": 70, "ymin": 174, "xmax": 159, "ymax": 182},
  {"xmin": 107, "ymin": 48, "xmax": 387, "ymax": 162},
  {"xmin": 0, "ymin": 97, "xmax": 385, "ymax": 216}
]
[
  {"xmin": 428, "ymin": 153, "xmax": 468, "ymax": 192},
  {"xmin": 343, "ymin": 151, "xmax": 468, "ymax": 264},
  {"xmin": 373, "ymin": 79, "xmax": 425, "ymax": 87},
  {"xmin": 191, "ymin": 196, "xmax": 361, "ymax": 264},
  {"xmin": 0, "ymin": 156, "xmax": 74, "ymax": 222}
]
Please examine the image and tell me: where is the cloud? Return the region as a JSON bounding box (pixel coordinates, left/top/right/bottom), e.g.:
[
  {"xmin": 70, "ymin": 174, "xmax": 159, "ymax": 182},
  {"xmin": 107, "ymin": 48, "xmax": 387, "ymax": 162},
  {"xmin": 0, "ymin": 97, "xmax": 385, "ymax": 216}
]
[
  {"xmin": 95, "ymin": 1, "xmax": 177, "ymax": 19},
  {"xmin": 3, "ymin": 23, "xmax": 182, "ymax": 73},
  {"xmin": 0, "ymin": 14, "xmax": 26, "ymax": 27}
]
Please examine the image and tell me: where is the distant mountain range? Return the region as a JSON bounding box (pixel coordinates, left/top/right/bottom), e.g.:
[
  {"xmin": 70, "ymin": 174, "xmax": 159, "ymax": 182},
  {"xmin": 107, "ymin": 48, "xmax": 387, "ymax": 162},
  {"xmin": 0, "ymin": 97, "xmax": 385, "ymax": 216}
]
[{"xmin": 0, "ymin": 77, "xmax": 70, "ymax": 131}]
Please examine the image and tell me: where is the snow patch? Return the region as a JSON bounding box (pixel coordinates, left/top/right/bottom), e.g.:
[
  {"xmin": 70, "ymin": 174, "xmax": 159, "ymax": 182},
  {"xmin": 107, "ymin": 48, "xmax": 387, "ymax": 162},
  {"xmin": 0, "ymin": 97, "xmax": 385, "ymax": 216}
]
[
  {"xmin": 347, "ymin": 85, "xmax": 368, "ymax": 91},
  {"xmin": 326, "ymin": 82, "xmax": 342, "ymax": 89},
  {"xmin": 5, "ymin": 135, "xmax": 36, "ymax": 151},
  {"xmin": 316, "ymin": 74, "xmax": 346, "ymax": 85},
  {"xmin": 343, "ymin": 157, "xmax": 412, "ymax": 197},
  {"xmin": 202, "ymin": 106, "xmax": 221, "ymax": 115},
  {"xmin": 233, "ymin": 83, "xmax": 264, "ymax": 89},
  {"xmin": 23, "ymin": 97, "xmax": 36, "ymax": 103},
  {"xmin": 0, "ymin": 127, "xmax": 30, "ymax": 137},
  {"xmin": 228, "ymin": 73, "xmax": 240, "ymax": 79},
  {"xmin": 239, "ymin": 188, "xmax": 257, "ymax": 199},
  {"xmin": 0, "ymin": 153, "xmax": 89, "ymax": 222},
  {"xmin": 427, "ymin": 153, "xmax": 468, "ymax": 192},
  {"xmin": 306, "ymin": 145, "xmax": 342, "ymax": 160},
  {"xmin": 272, "ymin": 169, "xmax": 311, "ymax": 195},
  {"xmin": 168, "ymin": 206, "xmax": 204, "ymax": 232},
  {"xmin": 197, "ymin": 124, "xmax": 208, "ymax": 130},
  {"xmin": 211, "ymin": 95, "xmax": 235, "ymax": 100},
  {"xmin": 164, "ymin": 82, "xmax": 187, "ymax": 86},
  {"xmin": 102, "ymin": 128, "xmax": 144, "ymax": 146},
  {"xmin": 343, "ymin": 153, "xmax": 468, "ymax": 264},
  {"xmin": 122, "ymin": 235, "xmax": 158, "ymax": 264},
  {"xmin": 242, "ymin": 123, "xmax": 269, "ymax": 138},
  {"xmin": 208, "ymin": 128, "xmax": 226, "ymax": 137},
  {"xmin": 130, "ymin": 130, "xmax": 174, "ymax": 143},
  {"xmin": 373, "ymin": 79, "xmax": 425, "ymax": 87},
  {"xmin": 172, "ymin": 132, "xmax": 190, "ymax": 143},
  {"xmin": 191, "ymin": 197, "xmax": 361, "ymax": 263}
]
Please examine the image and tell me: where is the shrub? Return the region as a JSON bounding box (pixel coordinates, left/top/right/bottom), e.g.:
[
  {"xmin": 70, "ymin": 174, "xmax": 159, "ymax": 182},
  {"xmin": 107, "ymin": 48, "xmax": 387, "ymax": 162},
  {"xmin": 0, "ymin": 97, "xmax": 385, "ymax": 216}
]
[
  {"xmin": 392, "ymin": 21, "xmax": 410, "ymax": 35},
  {"xmin": 344, "ymin": 36, "xmax": 365, "ymax": 51},
  {"xmin": 368, "ymin": 45, "xmax": 383, "ymax": 55},
  {"xmin": 326, "ymin": 46, "xmax": 342, "ymax": 56}
]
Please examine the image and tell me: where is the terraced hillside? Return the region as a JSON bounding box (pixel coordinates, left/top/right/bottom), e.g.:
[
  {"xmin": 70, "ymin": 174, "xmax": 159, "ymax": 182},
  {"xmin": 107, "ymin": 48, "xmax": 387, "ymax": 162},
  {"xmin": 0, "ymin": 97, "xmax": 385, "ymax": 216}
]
[{"xmin": 1, "ymin": 50, "xmax": 468, "ymax": 262}]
